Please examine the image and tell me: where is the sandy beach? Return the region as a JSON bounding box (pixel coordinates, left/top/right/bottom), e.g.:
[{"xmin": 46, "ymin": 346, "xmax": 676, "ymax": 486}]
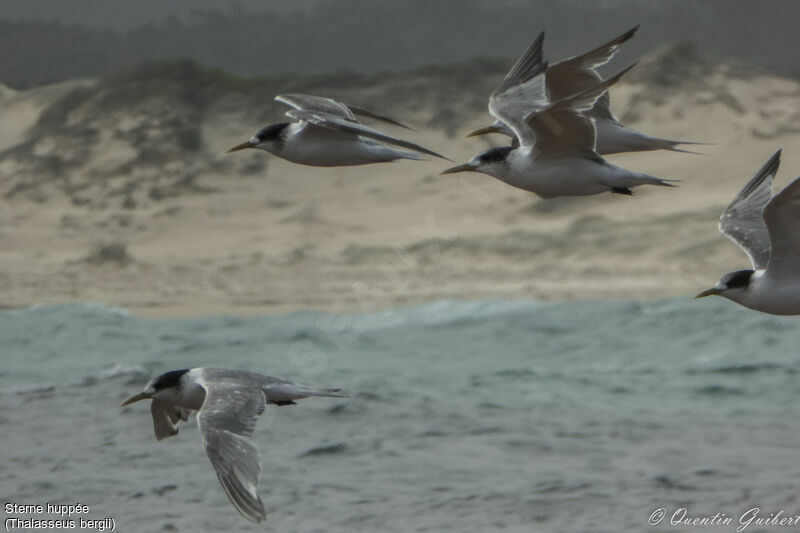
[
  {"xmin": 3, "ymin": 31, "xmax": 800, "ymax": 533},
  {"xmin": 1, "ymin": 46, "xmax": 799, "ymax": 318}
]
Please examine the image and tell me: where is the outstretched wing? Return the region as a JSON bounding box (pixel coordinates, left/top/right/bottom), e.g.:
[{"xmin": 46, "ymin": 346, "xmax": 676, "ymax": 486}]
[
  {"xmin": 286, "ymin": 109, "xmax": 450, "ymax": 160},
  {"xmin": 524, "ymin": 64, "xmax": 634, "ymax": 157},
  {"xmin": 344, "ymin": 104, "xmax": 414, "ymax": 130},
  {"xmin": 150, "ymin": 399, "xmax": 191, "ymax": 441},
  {"xmin": 586, "ymin": 91, "xmax": 619, "ymax": 122},
  {"xmin": 720, "ymin": 150, "xmax": 780, "ymax": 270},
  {"xmin": 762, "ymin": 160, "xmax": 800, "ymax": 280},
  {"xmin": 488, "ymin": 32, "xmax": 549, "ymax": 147},
  {"xmin": 196, "ymin": 378, "xmax": 268, "ymax": 523},
  {"xmin": 277, "ymin": 93, "xmax": 412, "ymax": 130},
  {"xmin": 546, "ymin": 26, "xmax": 638, "ymax": 102},
  {"xmin": 276, "ymin": 93, "xmax": 356, "ymax": 120}
]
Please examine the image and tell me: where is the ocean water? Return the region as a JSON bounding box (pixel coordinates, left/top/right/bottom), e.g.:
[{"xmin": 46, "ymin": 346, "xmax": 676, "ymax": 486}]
[{"xmin": 2, "ymin": 298, "xmax": 800, "ymax": 532}]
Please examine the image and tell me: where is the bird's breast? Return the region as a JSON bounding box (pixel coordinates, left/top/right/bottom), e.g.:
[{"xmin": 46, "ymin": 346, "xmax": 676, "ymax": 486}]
[
  {"xmin": 731, "ymin": 272, "xmax": 800, "ymax": 315},
  {"xmin": 502, "ymin": 155, "xmax": 610, "ymax": 198}
]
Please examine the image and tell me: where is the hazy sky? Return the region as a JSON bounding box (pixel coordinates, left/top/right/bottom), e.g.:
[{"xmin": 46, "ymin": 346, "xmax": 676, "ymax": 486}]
[
  {"xmin": 1, "ymin": 0, "xmax": 798, "ymax": 87},
  {"xmin": 0, "ymin": 0, "xmax": 313, "ymax": 29}
]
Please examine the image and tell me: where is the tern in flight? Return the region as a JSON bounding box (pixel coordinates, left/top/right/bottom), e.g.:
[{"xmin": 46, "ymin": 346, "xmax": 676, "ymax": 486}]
[
  {"xmin": 466, "ymin": 27, "xmax": 704, "ymax": 155},
  {"xmin": 696, "ymin": 150, "xmax": 800, "ymax": 315},
  {"xmin": 121, "ymin": 367, "xmax": 346, "ymax": 523},
  {"xmin": 441, "ymin": 55, "xmax": 676, "ymax": 198},
  {"xmin": 228, "ymin": 93, "xmax": 449, "ymax": 165}
]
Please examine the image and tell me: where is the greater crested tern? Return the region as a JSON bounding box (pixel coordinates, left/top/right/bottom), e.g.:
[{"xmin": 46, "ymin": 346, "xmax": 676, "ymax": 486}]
[
  {"xmin": 466, "ymin": 27, "xmax": 705, "ymax": 155},
  {"xmin": 696, "ymin": 150, "xmax": 800, "ymax": 315},
  {"xmin": 121, "ymin": 367, "xmax": 346, "ymax": 523},
  {"xmin": 228, "ymin": 93, "xmax": 449, "ymax": 166},
  {"xmin": 442, "ymin": 61, "xmax": 676, "ymax": 198}
]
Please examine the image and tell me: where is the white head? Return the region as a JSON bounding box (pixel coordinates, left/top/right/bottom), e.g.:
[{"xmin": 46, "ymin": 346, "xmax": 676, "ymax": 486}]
[
  {"xmin": 227, "ymin": 122, "xmax": 291, "ymax": 156},
  {"xmin": 120, "ymin": 369, "xmax": 190, "ymax": 406},
  {"xmin": 440, "ymin": 146, "xmax": 513, "ymax": 180},
  {"xmin": 695, "ymin": 269, "xmax": 755, "ymax": 303}
]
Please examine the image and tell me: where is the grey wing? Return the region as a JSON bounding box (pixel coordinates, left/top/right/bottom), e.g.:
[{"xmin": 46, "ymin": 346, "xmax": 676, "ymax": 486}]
[
  {"xmin": 524, "ymin": 64, "xmax": 634, "ymax": 155},
  {"xmin": 150, "ymin": 399, "xmax": 191, "ymax": 441},
  {"xmin": 286, "ymin": 109, "xmax": 450, "ymax": 160},
  {"xmin": 763, "ymin": 176, "xmax": 800, "ymax": 281},
  {"xmin": 586, "ymin": 91, "xmax": 619, "ymax": 122},
  {"xmin": 546, "ymin": 26, "xmax": 638, "ymax": 102},
  {"xmin": 276, "ymin": 93, "xmax": 356, "ymax": 120},
  {"xmin": 277, "ymin": 94, "xmax": 412, "ymax": 130},
  {"xmin": 196, "ymin": 380, "xmax": 268, "ymax": 523},
  {"xmin": 527, "ymin": 111, "xmax": 597, "ymax": 160},
  {"xmin": 719, "ymin": 150, "xmax": 780, "ymax": 269},
  {"xmin": 341, "ymin": 104, "xmax": 414, "ymax": 131},
  {"xmin": 492, "ymin": 32, "xmax": 546, "ymax": 99},
  {"xmin": 488, "ymin": 32, "xmax": 549, "ymax": 147}
]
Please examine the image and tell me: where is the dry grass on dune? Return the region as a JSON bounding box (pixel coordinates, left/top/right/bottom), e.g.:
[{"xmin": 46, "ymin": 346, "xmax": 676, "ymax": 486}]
[{"xmin": 0, "ymin": 43, "xmax": 798, "ymax": 316}]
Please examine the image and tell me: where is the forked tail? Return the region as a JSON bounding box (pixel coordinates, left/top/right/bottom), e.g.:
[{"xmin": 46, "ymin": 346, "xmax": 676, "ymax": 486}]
[
  {"xmin": 595, "ymin": 119, "xmax": 712, "ymax": 156},
  {"xmin": 622, "ymin": 172, "xmax": 680, "ymax": 192},
  {"xmin": 303, "ymin": 387, "xmax": 349, "ymax": 398},
  {"xmin": 648, "ymin": 136, "xmax": 711, "ymax": 155},
  {"xmin": 393, "ymin": 149, "xmax": 426, "ymax": 161},
  {"xmin": 265, "ymin": 383, "xmax": 348, "ymax": 405}
]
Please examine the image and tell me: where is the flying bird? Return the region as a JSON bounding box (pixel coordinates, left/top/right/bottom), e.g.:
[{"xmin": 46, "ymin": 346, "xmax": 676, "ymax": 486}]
[
  {"xmin": 228, "ymin": 93, "xmax": 449, "ymax": 166},
  {"xmin": 121, "ymin": 367, "xmax": 346, "ymax": 523},
  {"xmin": 441, "ymin": 58, "xmax": 676, "ymax": 198},
  {"xmin": 466, "ymin": 26, "xmax": 704, "ymax": 155},
  {"xmin": 696, "ymin": 150, "xmax": 800, "ymax": 315}
]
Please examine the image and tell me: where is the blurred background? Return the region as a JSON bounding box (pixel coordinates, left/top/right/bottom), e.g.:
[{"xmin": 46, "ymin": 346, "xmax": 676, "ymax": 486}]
[
  {"xmin": 2, "ymin": 3, "xmax": 800, "ymax": 532},
  {"xmin": 1, "ymin": 0, "xmax": 798, "ymax": 316},
  {"xmin": 2, "ymin": 0, "xmax": 800, "ymax": 87}
]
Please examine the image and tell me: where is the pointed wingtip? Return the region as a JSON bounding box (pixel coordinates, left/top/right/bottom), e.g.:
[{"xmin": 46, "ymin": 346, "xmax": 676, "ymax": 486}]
[
  {"xmin": 621, "ymin": 62, "xmax": 638, "ymax": 76},
  {"xmin": 669, "ymin": 146, "xmax": 708, "ymax": 156},
  {"xmin": 595, "ymin": 63, "xmax": 637, "ymax": 92},
  {"xmin": 417, "ymin": 151, "xmax": 453, "ymax": 163},
  {"xmin": 614, "ymin": 25, "xmax": 640, "ymax": 44},
  {"xmin": 424, "ymin": 150, "xmax": 454, "ymax": 163},
  {"xmin": 603, "ymin": 62, "xmax": 638, "ymax": 87},
  {"xmin": 387, "ymin": 121, "xmax": 417, "ymax": 132},
  {"xmin": 606, "ymin": 24, "xmax": 640, "ymax": 47},
  {"xmin": 245, "ymin": 507, "xmax": 267, "ymax": 524},
  {"xmin": 762, "ymin": 148, "xmax": 782, "ymax": 175}
]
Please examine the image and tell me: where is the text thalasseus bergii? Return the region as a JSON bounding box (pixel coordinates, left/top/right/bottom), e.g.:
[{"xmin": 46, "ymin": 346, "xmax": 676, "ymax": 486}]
[
  {"xmin": 121, "ymin": 367, "xmax": 346, "ymax": 523},
  {"xmin": 228, "ymin": 93, "xmax": 449, "ymax": 166},
  {"xmin": 696, "ymin": 150, "xmax": 800, "ymax": 315}
]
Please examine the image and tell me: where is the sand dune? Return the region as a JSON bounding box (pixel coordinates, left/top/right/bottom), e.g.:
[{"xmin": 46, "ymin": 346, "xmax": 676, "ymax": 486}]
[{"xmin": 0, "ymin": 44, "xmax": 798, "ymax": 317}]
